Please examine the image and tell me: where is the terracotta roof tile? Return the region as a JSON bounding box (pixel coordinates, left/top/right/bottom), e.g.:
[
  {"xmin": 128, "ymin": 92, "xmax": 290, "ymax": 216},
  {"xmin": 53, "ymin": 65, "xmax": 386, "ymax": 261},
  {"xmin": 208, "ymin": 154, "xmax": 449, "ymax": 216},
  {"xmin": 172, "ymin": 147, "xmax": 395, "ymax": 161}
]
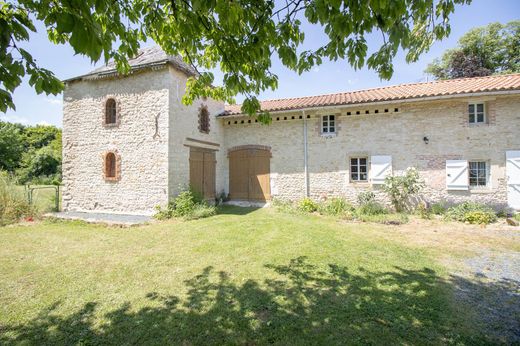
[{"xmin": 222, "ymin": 74, "xmax": 520, "ymax": 116}]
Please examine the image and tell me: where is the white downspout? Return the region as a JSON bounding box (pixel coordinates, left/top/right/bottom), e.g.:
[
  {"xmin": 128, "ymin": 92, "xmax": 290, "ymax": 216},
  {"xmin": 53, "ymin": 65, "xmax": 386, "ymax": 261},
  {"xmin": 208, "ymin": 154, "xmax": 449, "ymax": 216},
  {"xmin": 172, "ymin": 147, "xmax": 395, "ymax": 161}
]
[{"xmin": 303, "ymin": 110, "xmax": 309, "ymax": 197}]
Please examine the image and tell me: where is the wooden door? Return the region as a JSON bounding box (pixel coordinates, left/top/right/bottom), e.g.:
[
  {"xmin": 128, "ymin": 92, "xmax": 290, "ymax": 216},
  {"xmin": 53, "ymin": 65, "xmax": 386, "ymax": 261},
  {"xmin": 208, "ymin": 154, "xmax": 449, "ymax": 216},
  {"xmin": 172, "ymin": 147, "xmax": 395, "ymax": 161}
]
[
  {"xmin": 203, "ymin": 151, "xmax": 216, "ymax": 200},
  {"xmin": 249, "ymin": 149, "xmax": 271, "ymax": 200},
  {"xmin": 229, "ymin": 148, "xmax": 270, "ymax": 201},
  {"xmin": 189, "ymin": 147, "xmax": 216, "ymax": 200},
  {"xmin": 229, "ymin": 149, "xmax": 249, "ymax": 199}
]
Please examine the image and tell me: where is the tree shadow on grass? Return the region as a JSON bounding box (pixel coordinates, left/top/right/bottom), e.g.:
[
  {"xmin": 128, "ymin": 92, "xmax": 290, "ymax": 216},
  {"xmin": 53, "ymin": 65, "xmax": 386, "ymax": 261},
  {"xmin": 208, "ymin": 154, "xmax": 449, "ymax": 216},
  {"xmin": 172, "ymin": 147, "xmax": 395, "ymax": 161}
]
[
  {"xmin": 1, "ymin": 257, "xmax": 518, "ymax": 345},
  {"xmin": 216, "ymin": 205, "xmax": 260, "ymax": 216}
]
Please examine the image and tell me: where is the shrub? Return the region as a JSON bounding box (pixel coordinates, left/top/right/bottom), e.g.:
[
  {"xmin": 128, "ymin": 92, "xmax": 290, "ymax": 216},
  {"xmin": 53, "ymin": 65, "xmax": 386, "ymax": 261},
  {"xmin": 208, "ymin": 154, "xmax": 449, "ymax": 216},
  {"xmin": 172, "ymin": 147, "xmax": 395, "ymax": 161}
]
[
  {"xmin": 154, "ymin": 188, "xmax": 215, "ymax": 220},
  {"xmin": 357, "ymin": 191, "xmax": 376, "ymax": 206},
  {"xmin": 0, "ymin": 172, "xmax": 34, "ymax": 226},
  {"xmin": 188, "ymin": 204, "xmax": 217, "ymax": 220},
  {"xmin": 357, "ymin": 202, "xmax": 387, "ymax": 216},
  {"xmin": 464, "ymin": 211, "xmax": 496, "ymax": 225},
  {"xmin": 382, "ymin": 167, "xmax": 424, "ymax": 212},
  {"xmin": 318, "ymin": 198, "xmax": 355, "ymax": 216},
  {"xmin": 416, "ymin": 203, "xmax": 432, "ymax": 219},
  {"xmin": 298, "ymin": 197, "xmax": 318, "ymax": 213},
  {"xmin": 356, "ymin": 191, "xmax": 387, "ymax": 216},
  {"xmin": 430, "ymin": 203, "xmax": 446, "ymax": 215},
  {"xmin": 444, "ymin": 201, "xmax": 497, "ymax": 224}
]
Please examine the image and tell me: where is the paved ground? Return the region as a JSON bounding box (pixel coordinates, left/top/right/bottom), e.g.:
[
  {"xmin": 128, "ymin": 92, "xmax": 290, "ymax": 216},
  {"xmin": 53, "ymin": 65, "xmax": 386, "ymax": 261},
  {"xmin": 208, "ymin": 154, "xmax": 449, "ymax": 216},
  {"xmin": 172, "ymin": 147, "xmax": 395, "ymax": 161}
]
[
  {"xmin": 453, "ymin": 249, "xmax": 520, "ymax": 343},
  {"xmin": 46, "ymin": 211, "xmax": 152, "ymax": 226}
]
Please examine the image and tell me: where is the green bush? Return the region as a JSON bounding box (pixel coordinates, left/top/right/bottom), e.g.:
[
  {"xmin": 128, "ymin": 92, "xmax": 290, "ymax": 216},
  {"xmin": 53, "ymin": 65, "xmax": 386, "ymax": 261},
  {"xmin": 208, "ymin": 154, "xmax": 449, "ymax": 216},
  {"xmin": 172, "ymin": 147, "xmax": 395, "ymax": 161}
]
[
  {"xmin": 154, "ymin": 188, "xmax": 216, "ymax": 220},
  {"xmin": 444, "ymin": 202, "xmax": 497, "ymax": 224},
  {"xmin": 430, "ymin": 203, "xmax": 446, "ymax": 215},
  {"xmin": 382, "ymin": 167, "xmax": 424, "ymax": 212},
  {"xmin": 0, "ymin": 173, "xmax": 34, "ymax": 226},
  {"xmin": 318, "ymin": 198, "xmax": 355, "ymax": 216},
  {"xmin": 416, "ymin": 203, "xmax": 432, "ymax": 219},
  {"xmin": 357, "ymin": 191, "xmax": 376, "ymax": 206},
  {"xmin": 298, "ymin": 197, "xmax": 318, "ymax": 213},
  {"xmin": 464, "ymin": 211, "xmax": 496, "ymax": 225},
  {"xmin": 514, "ymin": 213, "xmax": 520, "ymax": 222},
  {"xmin": 356, "ymin": 191, "xmax": 387, "ymax": 216}
]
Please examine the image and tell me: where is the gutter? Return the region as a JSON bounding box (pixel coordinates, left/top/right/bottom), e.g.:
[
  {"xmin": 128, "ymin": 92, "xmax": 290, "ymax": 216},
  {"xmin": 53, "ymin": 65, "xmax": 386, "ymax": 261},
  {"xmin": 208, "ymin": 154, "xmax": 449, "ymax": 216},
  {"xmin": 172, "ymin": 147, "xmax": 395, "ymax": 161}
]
[
  {"xmin": 303, "ymin": 110, "xmax": 309, "ymax": 197},
  {"xmin": 219, "ymin": 89, "xmax": 520, "ymax": 118}
]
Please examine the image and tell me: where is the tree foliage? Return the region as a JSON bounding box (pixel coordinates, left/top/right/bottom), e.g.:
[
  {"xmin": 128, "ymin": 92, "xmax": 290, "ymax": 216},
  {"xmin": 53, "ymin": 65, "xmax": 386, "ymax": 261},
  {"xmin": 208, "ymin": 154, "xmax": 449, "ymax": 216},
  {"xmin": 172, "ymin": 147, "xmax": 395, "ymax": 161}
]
[
  {"xmin": 0, "ymin": 121, "xmax": 61, "ymax": 184},
  {"xmin": 425, "ymin": 21, "xmax": 520, "ymax": 79},
  {"xmin": 2, "ymin": 0, "xmax": 469, "ymax": 119}
]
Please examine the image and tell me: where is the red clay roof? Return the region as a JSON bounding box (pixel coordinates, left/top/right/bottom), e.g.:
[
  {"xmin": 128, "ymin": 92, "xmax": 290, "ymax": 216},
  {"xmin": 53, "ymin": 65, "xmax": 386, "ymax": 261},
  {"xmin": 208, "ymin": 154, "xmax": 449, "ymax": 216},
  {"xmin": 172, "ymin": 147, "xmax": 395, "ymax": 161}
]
[{"xmin": 222, "ymin": 73, "xmax": 520, "ymax": 116}]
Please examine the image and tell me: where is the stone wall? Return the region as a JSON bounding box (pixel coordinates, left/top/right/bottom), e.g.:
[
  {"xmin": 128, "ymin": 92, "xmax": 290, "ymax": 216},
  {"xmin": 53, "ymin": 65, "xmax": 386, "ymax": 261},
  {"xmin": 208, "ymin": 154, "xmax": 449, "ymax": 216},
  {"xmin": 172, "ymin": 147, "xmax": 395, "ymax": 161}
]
[
  {"xmin": 166, "ymin": 66, "xmax": 226, "ymax": 198},
  {"xmin": 62, "ymin": 68, "xmax": 171, "ymax": 215},
  {"xmin": 222, "ymin": 95, "xmax": 520, "ymax": 209}
]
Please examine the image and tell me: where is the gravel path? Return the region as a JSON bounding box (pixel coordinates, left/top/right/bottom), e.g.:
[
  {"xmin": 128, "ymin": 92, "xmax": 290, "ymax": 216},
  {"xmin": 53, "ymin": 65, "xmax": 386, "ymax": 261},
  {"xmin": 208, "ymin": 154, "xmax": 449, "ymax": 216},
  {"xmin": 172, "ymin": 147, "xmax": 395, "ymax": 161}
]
[{"xmin": 452, "ymin": 249, "xmax": 520, "ymax": 343}]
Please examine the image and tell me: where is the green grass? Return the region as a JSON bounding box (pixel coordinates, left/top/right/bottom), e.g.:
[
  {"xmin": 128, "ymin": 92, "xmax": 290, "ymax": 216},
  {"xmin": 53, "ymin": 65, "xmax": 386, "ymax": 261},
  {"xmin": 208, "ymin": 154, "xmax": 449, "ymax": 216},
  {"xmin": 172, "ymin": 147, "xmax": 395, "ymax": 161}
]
[{"xmin": 0, "ymin": 207, "xmax": 494, "ymax": 344}]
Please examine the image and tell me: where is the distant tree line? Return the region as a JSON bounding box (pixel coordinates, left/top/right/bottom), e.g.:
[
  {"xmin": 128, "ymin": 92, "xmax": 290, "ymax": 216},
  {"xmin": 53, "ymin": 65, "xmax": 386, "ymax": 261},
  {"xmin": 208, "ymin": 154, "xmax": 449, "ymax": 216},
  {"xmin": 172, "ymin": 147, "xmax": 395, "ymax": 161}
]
[
  {"xmin": 0, "ymin": 121, "xmax": 61, "ymax": 185},
  {"xmin": 426, "ymin": 21, "xmax": 520, "ymax": 80}
]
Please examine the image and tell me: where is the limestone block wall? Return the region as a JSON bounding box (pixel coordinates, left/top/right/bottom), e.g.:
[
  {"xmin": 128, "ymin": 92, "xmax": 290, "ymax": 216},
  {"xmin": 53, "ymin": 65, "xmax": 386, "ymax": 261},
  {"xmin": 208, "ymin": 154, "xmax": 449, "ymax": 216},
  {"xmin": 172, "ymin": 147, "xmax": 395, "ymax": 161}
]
[
  {"xmin": 167, "ymin": 67, "xmax": 226, "ymax": 198},
  {"xmin": 62, "ymin": 68, "xmax": 171, "ymax": 215},
  {"xmin": 222, "ymin": 95, "xmax": 520, "ymax": 209}
]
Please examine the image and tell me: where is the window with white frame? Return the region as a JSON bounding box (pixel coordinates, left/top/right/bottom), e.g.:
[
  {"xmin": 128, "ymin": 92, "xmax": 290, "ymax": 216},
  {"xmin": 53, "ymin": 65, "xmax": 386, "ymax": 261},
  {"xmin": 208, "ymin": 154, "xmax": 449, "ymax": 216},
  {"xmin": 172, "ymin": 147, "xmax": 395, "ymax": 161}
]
[
  {"xmin": 469, "ymin": 161, "xmax": 488, "ymax": 187},
  {"xmin": 350, "ymin": 157, "xmax": 368, "ymax": 182},
  {"xmin": 468, "ymin": 103, "xmax": 485, "ymax": 124},
  {"xmin": 321, "ymin": 115, "xmax": 335, "ymax": 134}
]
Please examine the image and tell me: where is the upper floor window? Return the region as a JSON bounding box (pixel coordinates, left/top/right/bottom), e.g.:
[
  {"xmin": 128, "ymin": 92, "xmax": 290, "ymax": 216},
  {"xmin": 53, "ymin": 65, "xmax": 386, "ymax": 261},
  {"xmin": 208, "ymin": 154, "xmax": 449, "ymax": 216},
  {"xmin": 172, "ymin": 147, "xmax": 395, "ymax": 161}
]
[
  {"xmin": 468, "ymin": 103, "xmax": 485, "ymax": 124},
  {"xmin": 322, "ymin": 115, "xmax": 335, "ymax": 134},
  {"xmin": 350, "ymin": 157, "xmax": 368, "ymax": 182},
  {"xmin": 105, "ymin": 98, "xmax": 118, "ymax": 125},
  {"xmin": 469, "ymin": 161, "xmax": 488, "ymax": 187},
  {"xmin": 104, "ymin": 152, "xmax": 120, "ymax": 181},
  {"xmin": 198, "ymin": 105, "xmax": 210, "ymax": 134}
]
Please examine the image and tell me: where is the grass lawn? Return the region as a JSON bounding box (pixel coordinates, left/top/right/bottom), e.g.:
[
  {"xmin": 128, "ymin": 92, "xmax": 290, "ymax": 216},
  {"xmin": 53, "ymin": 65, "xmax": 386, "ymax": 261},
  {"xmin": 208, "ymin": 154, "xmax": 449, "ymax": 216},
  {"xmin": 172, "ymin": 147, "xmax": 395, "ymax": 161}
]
[{"xmin": 0, "ymin": 207, "xmax": 516, "ymax": 345}]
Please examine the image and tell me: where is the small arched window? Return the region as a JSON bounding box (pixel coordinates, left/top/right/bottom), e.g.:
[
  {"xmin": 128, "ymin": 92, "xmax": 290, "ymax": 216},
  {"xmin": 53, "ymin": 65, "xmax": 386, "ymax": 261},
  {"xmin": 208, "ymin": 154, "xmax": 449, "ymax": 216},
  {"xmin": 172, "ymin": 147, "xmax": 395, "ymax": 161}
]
[
  {"xmin": 104, "ymin": 152, "xmax": 119, "ymax": 181},
  {"xmin": 105, "ymin": 98, "xmax": 117, "ymax": 125},
  {"xmin": 198, "ymin": 105, "xmax": 210, "ymax": 134}
]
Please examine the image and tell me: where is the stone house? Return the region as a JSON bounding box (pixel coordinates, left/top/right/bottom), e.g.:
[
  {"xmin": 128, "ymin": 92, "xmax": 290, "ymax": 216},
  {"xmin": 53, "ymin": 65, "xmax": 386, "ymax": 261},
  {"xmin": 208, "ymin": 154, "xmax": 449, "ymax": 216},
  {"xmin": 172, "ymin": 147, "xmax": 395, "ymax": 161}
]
[{"xmin": 62, "ymin": 46, "xmax": 520, "ymax": 215}]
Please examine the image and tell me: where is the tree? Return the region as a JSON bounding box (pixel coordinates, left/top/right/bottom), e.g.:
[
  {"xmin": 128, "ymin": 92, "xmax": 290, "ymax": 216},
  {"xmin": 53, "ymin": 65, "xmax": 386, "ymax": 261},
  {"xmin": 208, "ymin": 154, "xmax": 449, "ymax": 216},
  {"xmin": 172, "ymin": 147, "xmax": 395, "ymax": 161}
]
[
  {"xmin": 0, "ymin": 121, "xmax": 24, "ymax": 171},
  {"xmin": 426, "ymin": 21, "xmax": 520, "ymax": 79},
  {"xmin": 2, "ymin": 0, "xmax": 469, "ymax": 121}
]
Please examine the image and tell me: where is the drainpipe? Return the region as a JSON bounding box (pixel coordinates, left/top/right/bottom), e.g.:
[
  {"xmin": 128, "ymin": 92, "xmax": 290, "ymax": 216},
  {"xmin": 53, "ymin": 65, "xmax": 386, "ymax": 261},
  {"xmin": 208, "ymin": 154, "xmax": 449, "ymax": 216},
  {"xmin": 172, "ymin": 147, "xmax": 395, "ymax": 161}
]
[{"xmin": 303, "ymin": 110, "xmax": 309, "ymax": 197}]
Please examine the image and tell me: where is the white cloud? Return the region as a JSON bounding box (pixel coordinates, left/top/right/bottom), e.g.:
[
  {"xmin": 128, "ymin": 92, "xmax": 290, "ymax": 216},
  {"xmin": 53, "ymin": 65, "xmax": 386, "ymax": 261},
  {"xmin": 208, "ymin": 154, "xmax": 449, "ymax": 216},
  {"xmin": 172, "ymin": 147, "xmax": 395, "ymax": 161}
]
[
  {"xmin": 43, "ymin": 96, "xmax": 62, "ymax": 106},
  {"xmin": 347, "ymin": 78, "xmax": 359, "ymax": 85},
  {"xmin": 312, "ymin": 66, "xmax": 320, "ymax": 73},
  {"xmin": 37, "ymin": 120, "xmax": 51, "ymax": 126},
  {"xmin": 0, "ymin": 114, "xmax": 30, "ymax": 125}
]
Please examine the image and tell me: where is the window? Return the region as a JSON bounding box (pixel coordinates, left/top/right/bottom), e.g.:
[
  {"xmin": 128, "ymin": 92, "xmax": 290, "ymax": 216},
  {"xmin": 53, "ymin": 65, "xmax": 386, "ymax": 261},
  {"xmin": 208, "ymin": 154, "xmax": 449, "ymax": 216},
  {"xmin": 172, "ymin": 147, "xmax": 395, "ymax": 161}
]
[
  {"xmin": 322, "ymin": 115, "xmax": 335, "ymax": 134},
  {"xmin": 469, "ymin": 161, "xmax": 488, "ymax": 187},
  {"xmin": 198, "ymin": 105, "xmax": 210, "ymax": 133},
  {"xmin": 350, "ymin": 157, "xmax": 368, "ymax": 182},
  {"xmin": 468, "ymin": 103, "xmax": 485, "ymax": 124},
  {"xmin": 104, "ymin": 152, "xmax": 119, "ymax": 181},
  {"xmin": 105, "ymin": 98, "xmax": 117, "ymax": 125}
]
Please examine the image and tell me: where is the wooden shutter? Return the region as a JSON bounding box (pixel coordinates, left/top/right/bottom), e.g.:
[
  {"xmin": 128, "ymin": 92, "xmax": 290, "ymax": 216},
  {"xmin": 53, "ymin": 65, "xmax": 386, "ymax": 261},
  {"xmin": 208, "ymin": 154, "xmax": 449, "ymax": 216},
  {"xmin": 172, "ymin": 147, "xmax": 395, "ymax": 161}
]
[
  {"xmin": 370, "ymin": 155, "xmax": 392, "ymax": 184},
  {"xmin": 446, "ymin": 160, "xmax": 469, "ymax": 190}
]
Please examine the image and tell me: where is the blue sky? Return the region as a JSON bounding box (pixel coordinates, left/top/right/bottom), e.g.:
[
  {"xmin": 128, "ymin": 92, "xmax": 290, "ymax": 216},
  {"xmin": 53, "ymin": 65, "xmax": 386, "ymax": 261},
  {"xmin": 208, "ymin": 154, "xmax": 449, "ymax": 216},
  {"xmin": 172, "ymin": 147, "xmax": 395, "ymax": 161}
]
[{"xmin": 2, "ymin": 0, "xmax": 519, "ymax": 127}]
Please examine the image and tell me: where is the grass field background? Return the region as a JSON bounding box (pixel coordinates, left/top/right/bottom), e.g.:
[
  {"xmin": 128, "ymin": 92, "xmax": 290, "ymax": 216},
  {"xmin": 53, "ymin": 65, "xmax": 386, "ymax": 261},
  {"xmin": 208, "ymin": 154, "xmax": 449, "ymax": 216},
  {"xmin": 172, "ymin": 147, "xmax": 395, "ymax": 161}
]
[{"xmin": 1, "ymin": 206, "xmax": 508, "ymax": 344}]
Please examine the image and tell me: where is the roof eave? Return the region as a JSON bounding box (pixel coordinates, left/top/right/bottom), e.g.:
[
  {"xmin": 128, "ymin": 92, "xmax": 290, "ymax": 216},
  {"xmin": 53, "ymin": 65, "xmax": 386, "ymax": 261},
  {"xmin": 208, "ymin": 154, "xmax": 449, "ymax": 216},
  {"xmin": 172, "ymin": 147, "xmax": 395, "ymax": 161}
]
[{"xmin": 218, "ymin": 89, "xmax": 520, "ymax": 117}]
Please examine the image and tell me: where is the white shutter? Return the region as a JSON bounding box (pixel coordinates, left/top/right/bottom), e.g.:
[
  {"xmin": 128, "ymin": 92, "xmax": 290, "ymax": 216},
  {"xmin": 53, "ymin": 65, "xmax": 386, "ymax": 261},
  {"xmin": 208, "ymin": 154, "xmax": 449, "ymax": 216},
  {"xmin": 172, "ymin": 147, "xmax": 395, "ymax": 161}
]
[
  {"xmin": 506, "ymin": 151, "xmax": 520, "ymax": 184},
  {"xmin": 446, "ymin": 160, "xmax": 469, "ymax": 190},
  {"xmin": 370, "ymin": 155, "xmax": 392, "ymax": 184}
]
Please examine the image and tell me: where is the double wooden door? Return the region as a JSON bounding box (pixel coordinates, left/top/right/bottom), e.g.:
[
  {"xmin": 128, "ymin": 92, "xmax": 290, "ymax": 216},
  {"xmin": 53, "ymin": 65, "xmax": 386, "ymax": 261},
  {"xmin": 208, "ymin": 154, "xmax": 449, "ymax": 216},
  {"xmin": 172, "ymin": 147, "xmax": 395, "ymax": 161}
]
[
  {"xmin": 229, "ymin": 148, "xmax": 271, "ymax": 201},
  {"xmin": 189, "ymin": 147, "xmax": 216, "ymax": 200}
]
